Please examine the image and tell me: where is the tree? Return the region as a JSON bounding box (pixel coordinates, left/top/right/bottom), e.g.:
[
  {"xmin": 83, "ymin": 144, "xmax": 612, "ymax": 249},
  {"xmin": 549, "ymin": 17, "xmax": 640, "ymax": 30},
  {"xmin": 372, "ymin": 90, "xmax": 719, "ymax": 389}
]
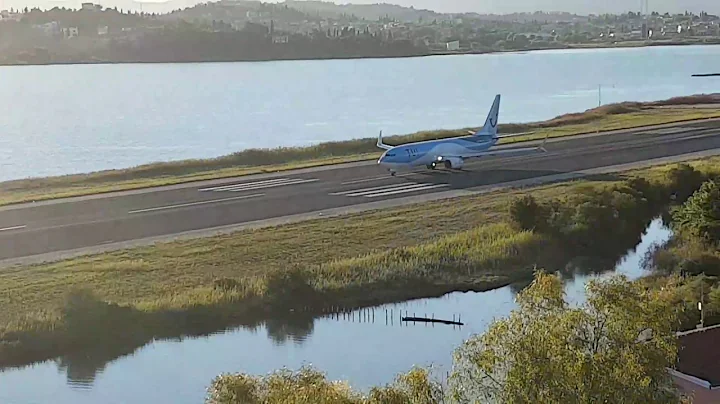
[
  {"xmin": 672, "ymin": 180, "xmax": 720, "ymax": 244},
  {"xmin": 448, "ymin": 271, "xmax": 684, "ymax": 404},
  {"xmin": 206, "ymin": 366, "xmax": 444, "ymax": 404}
]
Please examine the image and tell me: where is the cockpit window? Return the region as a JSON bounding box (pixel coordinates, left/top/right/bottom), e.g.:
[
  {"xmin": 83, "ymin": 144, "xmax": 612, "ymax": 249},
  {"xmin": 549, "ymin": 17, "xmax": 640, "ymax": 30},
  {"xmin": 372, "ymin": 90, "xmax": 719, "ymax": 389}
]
[{"xmin": 386, "ymin": 153, "xmax": 396, "ymax": 157}]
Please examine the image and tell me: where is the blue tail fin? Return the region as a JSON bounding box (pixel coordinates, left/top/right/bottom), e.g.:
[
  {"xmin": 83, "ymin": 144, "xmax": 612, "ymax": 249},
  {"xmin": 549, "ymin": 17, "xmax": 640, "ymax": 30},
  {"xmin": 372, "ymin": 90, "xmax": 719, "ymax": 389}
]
[{"xmin": 475, "ymin": 94, "xmax": 501, "ymax": 138}]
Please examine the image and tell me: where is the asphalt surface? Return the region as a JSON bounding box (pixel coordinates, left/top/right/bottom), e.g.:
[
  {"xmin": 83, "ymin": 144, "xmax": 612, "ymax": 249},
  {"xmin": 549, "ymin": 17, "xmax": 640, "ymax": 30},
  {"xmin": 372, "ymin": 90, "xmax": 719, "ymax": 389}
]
[{"xmin": 2, "ymin": 119, "xmax": 720, "ymax": 263}]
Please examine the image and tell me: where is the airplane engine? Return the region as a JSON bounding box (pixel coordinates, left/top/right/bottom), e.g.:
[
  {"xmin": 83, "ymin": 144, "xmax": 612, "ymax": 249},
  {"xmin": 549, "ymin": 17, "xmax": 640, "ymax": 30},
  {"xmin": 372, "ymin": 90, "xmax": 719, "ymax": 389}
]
[{"xmin": 443, "ymin": 157, "xmax": 464, "ymax": 169}]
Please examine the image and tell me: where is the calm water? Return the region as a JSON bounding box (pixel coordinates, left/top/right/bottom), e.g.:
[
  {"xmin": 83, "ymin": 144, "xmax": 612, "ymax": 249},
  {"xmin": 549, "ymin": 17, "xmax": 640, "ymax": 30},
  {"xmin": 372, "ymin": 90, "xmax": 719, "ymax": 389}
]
[
  {"xmin": 0, "ymin": 218, "xmax": 672, "ymax": 404},
  {"xmin": 1, "ymin": 45, "xmax": 720, "ymax": 182}
]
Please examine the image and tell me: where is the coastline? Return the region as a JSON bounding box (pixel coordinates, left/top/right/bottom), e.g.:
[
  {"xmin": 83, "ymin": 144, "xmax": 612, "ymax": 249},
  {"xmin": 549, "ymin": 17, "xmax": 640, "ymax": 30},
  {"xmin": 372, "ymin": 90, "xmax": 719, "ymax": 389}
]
[{"xmin": 2, "ymin": 40, "xmax": 719, "ymax": 68}]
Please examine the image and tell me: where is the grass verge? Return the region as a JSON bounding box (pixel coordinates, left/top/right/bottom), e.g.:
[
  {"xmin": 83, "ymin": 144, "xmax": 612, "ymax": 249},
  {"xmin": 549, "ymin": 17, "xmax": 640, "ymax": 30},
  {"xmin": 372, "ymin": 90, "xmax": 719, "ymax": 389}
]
[
  {"xmin": 3, "ymin": 156, "xmax": 720, "ymax": 369},
  {"xmin": 1, "ymin": 94, "xmax": 720, "ymax": 207}
]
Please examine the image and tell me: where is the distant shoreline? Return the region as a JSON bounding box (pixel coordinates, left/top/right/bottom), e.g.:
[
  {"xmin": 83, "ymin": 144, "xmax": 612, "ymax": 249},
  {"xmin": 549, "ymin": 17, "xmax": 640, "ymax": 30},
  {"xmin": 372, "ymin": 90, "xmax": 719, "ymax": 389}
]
[{"xmin": 1, "ymin": 40, "xmax": 719, "ymax": 68}]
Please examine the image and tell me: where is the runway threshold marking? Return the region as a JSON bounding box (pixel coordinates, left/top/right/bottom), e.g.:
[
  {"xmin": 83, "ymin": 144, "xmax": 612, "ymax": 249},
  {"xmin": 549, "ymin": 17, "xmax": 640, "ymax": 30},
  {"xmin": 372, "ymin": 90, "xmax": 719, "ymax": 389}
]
[
  {"xmin": 340, "ymin": 173, "xmax": 415, "ymax": 185},
  {"xmin": 330, "ymin": 183, "xmax": 418, "ymax": 196},
  {"xmin": 199, "ymin": 178, "xmax": 319, "ymax": 192},
  {"xmin": 128, "ymin": 194, "xmax": 265, "ymax": 214},
  {"xmin": 331, "ymin": 182, "xmax": 451, "ymax": 198},
  {"xmin": 0, "ymin": 225, "xmax": 26, "ymax": 232},
  {"xmin": 361, "ymin": 184, "xmax": 450, "ymax": 198}
]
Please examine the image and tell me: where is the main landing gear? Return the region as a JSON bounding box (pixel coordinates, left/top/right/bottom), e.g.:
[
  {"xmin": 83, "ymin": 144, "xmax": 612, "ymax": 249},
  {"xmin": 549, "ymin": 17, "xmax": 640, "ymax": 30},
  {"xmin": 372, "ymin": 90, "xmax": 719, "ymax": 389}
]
[{"xmin": 426, "ymin": 161, "xmax": 453, "ymax": 170}]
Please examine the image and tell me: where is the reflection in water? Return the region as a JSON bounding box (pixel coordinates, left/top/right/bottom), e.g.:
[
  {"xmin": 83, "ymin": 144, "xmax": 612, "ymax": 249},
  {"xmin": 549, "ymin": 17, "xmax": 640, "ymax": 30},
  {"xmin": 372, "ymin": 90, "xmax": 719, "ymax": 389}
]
[
  {"xmin": 0, "ymin": 219, "xmax": 672, "ymax": 404},
  {"xmin": 265, "ymin": 312, "xmax": 315, "ymax": 346},
  {"xmin": 55, "ymin": 356, "xmax": 102, "ymax": 391}
]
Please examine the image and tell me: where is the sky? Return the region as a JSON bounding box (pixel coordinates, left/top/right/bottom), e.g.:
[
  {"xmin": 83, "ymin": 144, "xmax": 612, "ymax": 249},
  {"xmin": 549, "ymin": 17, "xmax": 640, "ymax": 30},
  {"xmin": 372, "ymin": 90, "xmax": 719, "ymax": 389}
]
[{"xmin": 3, "ymin": 0, "xmax": 718, "ymax": 15}]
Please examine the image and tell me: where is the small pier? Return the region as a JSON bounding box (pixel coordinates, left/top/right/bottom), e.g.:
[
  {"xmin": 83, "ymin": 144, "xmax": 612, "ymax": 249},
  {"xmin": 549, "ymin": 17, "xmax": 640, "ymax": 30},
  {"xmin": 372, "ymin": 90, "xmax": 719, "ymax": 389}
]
[{"xmin": 401, "ymin": 316, "xmax": 464, "ymax": 326}]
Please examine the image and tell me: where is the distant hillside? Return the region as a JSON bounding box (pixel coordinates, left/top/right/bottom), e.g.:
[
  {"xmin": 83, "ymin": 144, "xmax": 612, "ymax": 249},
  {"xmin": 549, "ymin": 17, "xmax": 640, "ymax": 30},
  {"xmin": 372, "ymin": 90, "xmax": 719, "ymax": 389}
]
[
  {"xmin": 6, "ymin": 0, "xmax": 719, "ymax": 17},
  {"xmin": 281, "ymin": 0, "xmax": 444, "ymax": 21}
]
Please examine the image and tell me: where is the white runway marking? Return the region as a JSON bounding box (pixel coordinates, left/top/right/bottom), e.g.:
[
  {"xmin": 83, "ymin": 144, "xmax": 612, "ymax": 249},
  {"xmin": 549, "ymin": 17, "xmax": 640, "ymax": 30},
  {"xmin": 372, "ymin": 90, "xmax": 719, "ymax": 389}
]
[
  {"xmin": 360, "ymin": 184, "xmax": 450, "ymax": 198},
  {"xmin": 0, "ymin": 225, "xmax": 26, "ymax": 232},
  {"xmin": 199, "ymin": 178, "xmax": 319, "ymax": 193},
  {"xmin": 128, "ymin": 194, "xmax": 264, "ymax": 214},
  {"xmin": 340, "ymin": 173, "xmax": 415, "ymax": 185},
  {"xmin": 330, "ymin": 183, "xmax": 416, "ymax": 196},
  {"xmin": 332, "ymin": 182, "xmax": 450, "ymax": 198}
]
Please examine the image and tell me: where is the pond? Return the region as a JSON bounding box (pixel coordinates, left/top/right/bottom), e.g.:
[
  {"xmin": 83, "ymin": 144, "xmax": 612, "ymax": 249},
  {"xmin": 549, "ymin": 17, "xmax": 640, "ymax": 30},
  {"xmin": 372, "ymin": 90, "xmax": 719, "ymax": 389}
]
[{"xmin": 0, "ymin": 218, "xmax": 672, "ymax": 403}]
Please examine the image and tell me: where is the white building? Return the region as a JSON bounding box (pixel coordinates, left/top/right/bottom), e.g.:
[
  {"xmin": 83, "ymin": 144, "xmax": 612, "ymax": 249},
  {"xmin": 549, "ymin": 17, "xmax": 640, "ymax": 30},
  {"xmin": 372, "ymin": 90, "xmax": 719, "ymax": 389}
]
[
  {"xmin": 446, "ymin": 40, "xmax": 460, "ymax": 51},
  {"xmin": 81, "ymin": 3, "xmax": 102, "ymax": 11},
  {"xmin": 63, "ymin": 27, "xmax": 79, "ymax": 39},
  {"xmin": 33, "ymin": 21, "xmax": 61, "ymax": 36},
  {"xmin": 0, "ymin": 10, "xmax": 23, "ymax": 22}
]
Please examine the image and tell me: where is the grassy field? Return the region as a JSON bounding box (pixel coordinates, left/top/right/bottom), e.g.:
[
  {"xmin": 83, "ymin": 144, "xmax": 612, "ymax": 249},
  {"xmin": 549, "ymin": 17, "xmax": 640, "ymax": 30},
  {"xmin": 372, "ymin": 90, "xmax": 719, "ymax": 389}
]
[
  {"xmin": 1, "ymin": 94, "xmax": 719, "ymax": 207},
  {"xmin": 3, "ymin": 156, "xmax": 720, "ymax": 369}
]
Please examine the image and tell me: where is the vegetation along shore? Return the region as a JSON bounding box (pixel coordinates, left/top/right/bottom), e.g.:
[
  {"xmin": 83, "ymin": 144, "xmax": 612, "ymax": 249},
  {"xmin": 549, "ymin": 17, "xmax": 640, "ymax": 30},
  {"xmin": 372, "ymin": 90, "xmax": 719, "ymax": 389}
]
[
  {"xmin": 2, "ymin": 154, "xmax": 720, "ymax": 378},
  {"xmin": 203, "ymin": 160, "xmax": 720, "ymax": 403},
  {"xmin": 1, "ymin": 93, "xmax": 720, "ymax": 207}
]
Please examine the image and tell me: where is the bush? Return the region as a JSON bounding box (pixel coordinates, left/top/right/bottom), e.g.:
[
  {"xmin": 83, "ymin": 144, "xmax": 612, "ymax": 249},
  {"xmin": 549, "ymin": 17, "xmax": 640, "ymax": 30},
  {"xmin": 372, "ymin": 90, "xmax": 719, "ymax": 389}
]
[
  {"xmin": 624, "ymin": 177, "xmax": 663, "ymax": 209},
  {"xmin": 206, "ymin": 366, "xmax": 444, "ymax": 404},
  {"xmin": 550, "ymin": 183, "xmax": 654, "ymax": 250},
  {"xmin": 671, "ymin": 180, "xmax": 720, "ymax": 244},
  {"xmin": 508, "ymin": 181, "xmax": 662, "ymax": 252},
  {"xmin": 508, "ymin": 194, "xmax": 548, "ymax": 231},
  {"xmin": 263, "ymin": 268, "xmax": 317, "ymax": 307},
  {"xmin": 206, "ymin": 366, "xmax": 364, "ymax": 404},
  {"xmin": 666, "ymin": 164, "xmax": 707, "ymax": 203}
]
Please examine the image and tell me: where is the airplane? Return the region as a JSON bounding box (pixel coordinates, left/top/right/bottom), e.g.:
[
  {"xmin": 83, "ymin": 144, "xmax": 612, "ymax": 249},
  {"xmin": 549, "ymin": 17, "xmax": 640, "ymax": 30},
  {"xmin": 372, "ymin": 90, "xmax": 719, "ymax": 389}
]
[{"xmin": 376, "ymin": 94, "xmax": 549, "ymax": 175}]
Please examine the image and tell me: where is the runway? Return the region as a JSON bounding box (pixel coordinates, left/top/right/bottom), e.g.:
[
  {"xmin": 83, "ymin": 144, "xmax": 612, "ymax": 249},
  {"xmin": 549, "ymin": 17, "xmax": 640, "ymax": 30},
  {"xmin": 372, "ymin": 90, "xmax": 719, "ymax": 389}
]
[{"xmin": 2, "ymin": 119, "xmax": 720, "ymax": 266}]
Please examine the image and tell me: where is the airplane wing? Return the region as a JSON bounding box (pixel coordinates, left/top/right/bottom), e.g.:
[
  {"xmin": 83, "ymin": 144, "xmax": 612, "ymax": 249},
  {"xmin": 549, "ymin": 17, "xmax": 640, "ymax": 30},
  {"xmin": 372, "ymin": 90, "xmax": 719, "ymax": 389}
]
[
  {"xmin": 446, "ymin": 133, "xmax": 549, "ymax": 159},
  {"xmin": 466, "ymin": 130, "xmax": 536, "ymax": 138}
]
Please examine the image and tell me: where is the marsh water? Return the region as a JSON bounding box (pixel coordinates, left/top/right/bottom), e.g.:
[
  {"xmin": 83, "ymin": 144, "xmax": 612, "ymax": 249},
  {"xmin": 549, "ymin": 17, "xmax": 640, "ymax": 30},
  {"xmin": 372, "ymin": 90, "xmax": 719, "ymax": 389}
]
[
  {"xmin": 0, "ymin": 218, "xmax": 672, "ymax": 404},
  {"xmin": 1, "ymin": 45, "xmax": 720, "ymax": 182}
]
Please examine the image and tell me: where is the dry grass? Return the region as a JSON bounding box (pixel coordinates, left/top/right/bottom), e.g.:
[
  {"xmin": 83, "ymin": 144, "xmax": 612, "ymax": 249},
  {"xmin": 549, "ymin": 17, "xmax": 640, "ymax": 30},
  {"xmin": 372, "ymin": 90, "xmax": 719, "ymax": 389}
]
[{"xmin": 2, "ymin": 94, "xmax": 719, "ymax": 207}]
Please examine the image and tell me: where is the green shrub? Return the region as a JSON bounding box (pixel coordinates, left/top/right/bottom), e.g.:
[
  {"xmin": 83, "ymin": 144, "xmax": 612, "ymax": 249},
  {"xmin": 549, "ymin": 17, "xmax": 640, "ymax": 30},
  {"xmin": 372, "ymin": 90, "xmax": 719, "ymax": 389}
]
[
  {"xmin": 666, "ymin": 163, "xmax": 707, "ymax": 203},
  {"xmin": 508, "ymin": 194, "xmax": 549, "ymax": 232},
  {"xmin": 671, "ymin": 180, "xmax": 720, "ymax": 244},
  {"xmin": 205, "ymin": 366, "xmax": 444, "ymax": 404}
]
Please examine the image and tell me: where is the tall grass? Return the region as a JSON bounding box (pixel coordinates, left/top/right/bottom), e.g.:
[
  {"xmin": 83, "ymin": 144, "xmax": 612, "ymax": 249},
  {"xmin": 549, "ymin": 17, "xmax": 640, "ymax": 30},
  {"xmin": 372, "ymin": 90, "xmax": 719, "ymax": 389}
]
[{"xmin": 312, "ymin": 223, "xmax": 546, "ymax": 291}]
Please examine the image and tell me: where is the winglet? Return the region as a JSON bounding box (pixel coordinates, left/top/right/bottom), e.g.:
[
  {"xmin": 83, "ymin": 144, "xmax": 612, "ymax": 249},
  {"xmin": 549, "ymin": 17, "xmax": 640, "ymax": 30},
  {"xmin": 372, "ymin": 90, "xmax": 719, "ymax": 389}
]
[{"xmin": 377, "ymin": 130, "xmax": 392, "ymax": 150}]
